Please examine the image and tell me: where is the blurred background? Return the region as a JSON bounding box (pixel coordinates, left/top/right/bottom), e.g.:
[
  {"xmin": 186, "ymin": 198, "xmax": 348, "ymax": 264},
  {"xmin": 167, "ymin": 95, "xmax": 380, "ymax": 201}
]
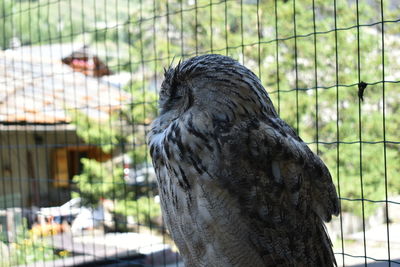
[{"xmin": 0, "ymin": 0, "xmax": 399, "ymax": 266}]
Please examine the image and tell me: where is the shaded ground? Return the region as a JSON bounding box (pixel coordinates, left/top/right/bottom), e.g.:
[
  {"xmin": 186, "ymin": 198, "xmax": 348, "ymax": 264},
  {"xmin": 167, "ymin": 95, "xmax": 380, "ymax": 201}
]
[
  {"xmin": 16, "ymin": 231, "xmax": 183, "ymax": 267},
  {"xmin": 335, "ymin": 223, "xmax": 400, "ymax": 266},
  {"xmin": 350, "ymin": 260, "xmax": 400, "ymax": 267},
  {"xmin": 16, "ymin": 222, "xmax": 400, "ymax": 266}
]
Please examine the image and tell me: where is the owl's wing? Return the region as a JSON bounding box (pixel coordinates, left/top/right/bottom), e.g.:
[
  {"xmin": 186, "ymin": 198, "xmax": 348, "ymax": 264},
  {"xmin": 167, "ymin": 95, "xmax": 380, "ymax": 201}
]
[
  {"xmin": 206, "ymin": 116, "xmax": 340, "ymax": 265},
  {"xmin": 150, "ymin": 114, "xmax": 339, "ymax": 265},
  {"xmin": 244, "ymin": 117, "xmax": 340, "ymax": 222}
]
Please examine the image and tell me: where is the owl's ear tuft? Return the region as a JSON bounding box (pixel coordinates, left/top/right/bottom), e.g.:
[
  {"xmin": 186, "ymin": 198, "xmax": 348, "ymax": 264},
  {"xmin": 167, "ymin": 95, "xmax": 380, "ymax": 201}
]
[
  {"xmin": 175, "ymin": 59, "xmax": 182, "ymax": 72},
  {"xmin": 171, "ymin": 64, "xmax": 181, "ymax": 86},
  {"xmin": 163, "ymin": 67, "xmax": 176, "ymax": 87}
]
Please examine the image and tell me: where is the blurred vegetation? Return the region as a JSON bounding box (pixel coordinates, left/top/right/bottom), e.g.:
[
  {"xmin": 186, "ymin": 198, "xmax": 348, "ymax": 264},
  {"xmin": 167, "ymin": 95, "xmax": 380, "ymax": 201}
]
[
  {"xmin": 1, "ymin": 0, "xmax": 399, "ymax": 219},
  {"xmin": 72, "ymin": 158, "xmax": 125, "ymax": 207},
  {"xmin": 69, "ymin": 111, "xmax": 123, "ymax": 153},
  {"xmin": 0, "ymin": 219, "xmax": 67, "ymax": 266},
  {"xmin": 115, "ymin": 197, "xmax": 161, "ymax": 227},
  {"xmin": 72, "ymin": 158, "xmax": 161, "ymax": 230}
]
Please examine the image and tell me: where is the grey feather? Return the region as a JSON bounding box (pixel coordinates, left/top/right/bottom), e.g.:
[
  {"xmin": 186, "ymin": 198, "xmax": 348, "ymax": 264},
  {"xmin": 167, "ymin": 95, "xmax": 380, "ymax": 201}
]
[{"xmin": 148, "ymin": 54, "xmax": 340, "ymax": 267}]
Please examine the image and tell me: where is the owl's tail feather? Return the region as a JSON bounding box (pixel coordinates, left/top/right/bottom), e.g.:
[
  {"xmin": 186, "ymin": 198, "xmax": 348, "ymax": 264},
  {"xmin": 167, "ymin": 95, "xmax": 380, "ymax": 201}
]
[{"xmin": 317, "ymin": 222, "xmax": 337, "ymax": 267}]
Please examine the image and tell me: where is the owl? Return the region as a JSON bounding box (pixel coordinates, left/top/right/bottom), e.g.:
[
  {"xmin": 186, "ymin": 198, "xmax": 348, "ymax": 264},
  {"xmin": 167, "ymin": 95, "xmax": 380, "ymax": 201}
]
[{"xmin": 148, "ymin": 54, "xmax": 339, "ymax": 267}]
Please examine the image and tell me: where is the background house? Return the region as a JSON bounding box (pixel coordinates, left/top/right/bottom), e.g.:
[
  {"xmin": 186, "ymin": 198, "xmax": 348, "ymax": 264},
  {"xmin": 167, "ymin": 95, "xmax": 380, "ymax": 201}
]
[{"xmin": 0, "ymin": 43, "xmax": 131, "ymax": 208}]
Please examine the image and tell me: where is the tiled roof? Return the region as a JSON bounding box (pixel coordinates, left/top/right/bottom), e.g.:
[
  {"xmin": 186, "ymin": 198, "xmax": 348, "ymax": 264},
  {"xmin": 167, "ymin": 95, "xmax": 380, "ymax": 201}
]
[{"xmin": 0, "ymin": 46, "xmax": 131, "ymax": 125}]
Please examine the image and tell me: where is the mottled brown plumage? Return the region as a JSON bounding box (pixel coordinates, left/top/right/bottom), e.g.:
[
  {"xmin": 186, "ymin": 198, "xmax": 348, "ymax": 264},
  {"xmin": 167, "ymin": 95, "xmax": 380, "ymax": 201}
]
[{"xmin": 148, "ymin": 54, "xmax": 339, "ymax": 266}]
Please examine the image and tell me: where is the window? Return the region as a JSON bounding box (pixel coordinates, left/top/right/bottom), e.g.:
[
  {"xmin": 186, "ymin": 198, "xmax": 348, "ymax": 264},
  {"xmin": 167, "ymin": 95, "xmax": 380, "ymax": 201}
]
[{"xmin": 53, "ymin": 146, "xmax": 110, "ymax": 187}]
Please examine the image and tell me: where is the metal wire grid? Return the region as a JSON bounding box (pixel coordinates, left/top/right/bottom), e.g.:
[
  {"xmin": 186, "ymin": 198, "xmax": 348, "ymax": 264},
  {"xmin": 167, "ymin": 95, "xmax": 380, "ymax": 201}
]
[{"xmin": 0, "ymin": 0, "xmax": 399, "ymax": 266}]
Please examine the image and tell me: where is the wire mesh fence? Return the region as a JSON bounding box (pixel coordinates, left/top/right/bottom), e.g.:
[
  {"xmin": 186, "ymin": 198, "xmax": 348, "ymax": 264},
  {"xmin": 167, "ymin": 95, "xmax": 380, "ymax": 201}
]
[{"xmin": 0, "ymin": 0, "xmax": 399, "ymax": 266}]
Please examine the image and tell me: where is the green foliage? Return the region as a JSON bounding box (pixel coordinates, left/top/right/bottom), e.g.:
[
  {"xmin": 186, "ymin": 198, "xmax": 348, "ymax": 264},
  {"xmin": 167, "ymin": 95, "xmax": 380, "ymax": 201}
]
[
  {"xmin": 69, "ymin": 66, "xmax": 158, "ymax": 221},
  {"xmin": 115, "ymin": 197, "xmax": 161, "ymax": 227},
  {"xmin": 0, "ymin": 0, "xmax": 13, "ymax": 49},
  {"xmin": 68, "ymin": 84, "xmax": 157, "ymax": 168},
  {"xmin": 69, "ymin": 110, "xmax": 122, "ymax": 153},
  {"xmin": 123, "ymin": 80, "xmax": 158, "ymax": 125},
  {"xmin": 0, "ymin": 0, "xmax": 132, "ymax": 49},
  {"xmin": 72, "ymin": 158, "xmax": 124, "ymax": 207},
  {"xmin": 72, "ymin": 159, "xmax": 161, "ymax": 227},
  {"xmin": 0, "ymin": 219, "xmax": 66, "ymax": 266}
]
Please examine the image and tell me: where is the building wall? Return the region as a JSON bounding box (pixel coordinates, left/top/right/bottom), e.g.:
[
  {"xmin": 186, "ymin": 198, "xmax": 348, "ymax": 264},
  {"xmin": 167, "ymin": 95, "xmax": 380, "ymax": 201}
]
[{"xmin": 0, "ymin": 128, "xmax": 83, "ymax": 208}]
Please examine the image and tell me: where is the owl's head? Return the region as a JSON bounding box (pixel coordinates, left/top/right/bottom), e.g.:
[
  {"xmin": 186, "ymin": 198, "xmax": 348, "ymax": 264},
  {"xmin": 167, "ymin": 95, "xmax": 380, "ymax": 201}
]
[{"xmin": 156, "ymin": 54, "xmax": 276, "ymax": 129}]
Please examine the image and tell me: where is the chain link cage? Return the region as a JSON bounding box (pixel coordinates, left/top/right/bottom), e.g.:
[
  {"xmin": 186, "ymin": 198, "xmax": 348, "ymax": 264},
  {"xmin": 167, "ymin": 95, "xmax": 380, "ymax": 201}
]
[{"xmin": 0, "ymin": 0, "xmax": 399, "ymax": 266}]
